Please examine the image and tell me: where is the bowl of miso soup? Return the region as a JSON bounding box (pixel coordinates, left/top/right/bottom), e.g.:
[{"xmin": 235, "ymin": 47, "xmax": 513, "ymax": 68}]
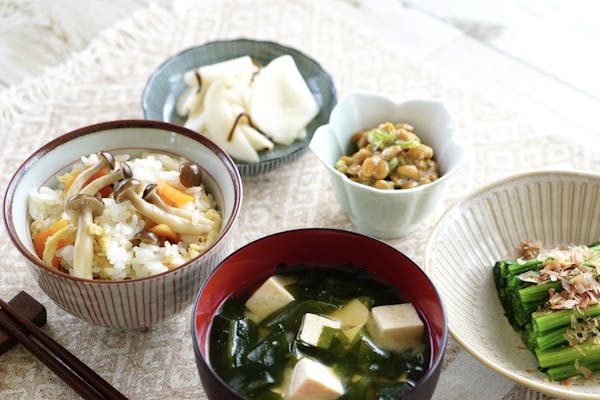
[{"xmin": 191, "ymin": 228, "xmax": 447, "ymax": 400}]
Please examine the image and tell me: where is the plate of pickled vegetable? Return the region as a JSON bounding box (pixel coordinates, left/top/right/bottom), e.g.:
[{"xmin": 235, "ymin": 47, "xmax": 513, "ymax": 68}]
[
  {"xmin": 142, "ymin": 39, "xmax": 337, "ymax": 176},
  {"xmin": 424, "ymin": 170, "xmax": 600, "ymax": 399}
]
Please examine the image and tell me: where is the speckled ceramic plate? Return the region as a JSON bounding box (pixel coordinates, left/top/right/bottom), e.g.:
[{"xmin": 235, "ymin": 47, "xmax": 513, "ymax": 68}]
[
  {"xmin": 423, "ymin": 170, "xmax": 600, "ymax": 399},
  {"xmin": 142, "ymin": 38, "xmax": 337, "ymax": 176}
]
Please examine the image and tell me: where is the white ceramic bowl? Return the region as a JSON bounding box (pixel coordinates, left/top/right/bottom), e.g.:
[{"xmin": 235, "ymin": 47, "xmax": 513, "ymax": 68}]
[
  {"xmin": 424, "ymin": 170, "xmax": 600, "ymax": 399},
  {"xmin": 309, "ymin": 91, "xmax": 464, "ymax": 238},
  {"xmin": 3, "ymin": 120, "xmax": 242, "ymax": 328}
]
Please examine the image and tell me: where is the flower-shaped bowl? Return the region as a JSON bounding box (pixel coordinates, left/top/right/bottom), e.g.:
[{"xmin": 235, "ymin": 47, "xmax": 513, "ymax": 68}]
[{"xmin": 309, "ymin": 91, "xmax": 464, "ymax": 239}]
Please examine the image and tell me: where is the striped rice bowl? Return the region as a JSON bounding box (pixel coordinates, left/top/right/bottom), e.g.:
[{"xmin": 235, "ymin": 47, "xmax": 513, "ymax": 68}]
[{"xmin": 28, "ymin": 151, "xmax": 221, "ymax": 280}]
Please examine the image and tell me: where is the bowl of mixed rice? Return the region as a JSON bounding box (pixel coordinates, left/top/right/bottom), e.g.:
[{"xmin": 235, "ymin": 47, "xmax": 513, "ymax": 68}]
[{"xmin": 3, "ymin": 120, "xmax": 242, "ymax": 328}]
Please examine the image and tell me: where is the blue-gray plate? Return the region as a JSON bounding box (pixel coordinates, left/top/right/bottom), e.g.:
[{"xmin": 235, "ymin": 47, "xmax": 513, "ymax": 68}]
[{"xmin": 142, "ymin": 38, "xmax": 337, "ymax": 176}]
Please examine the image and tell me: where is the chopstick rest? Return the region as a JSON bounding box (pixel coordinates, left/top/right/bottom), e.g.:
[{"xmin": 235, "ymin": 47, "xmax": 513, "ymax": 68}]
[
  {"xmin": 0, "ymin": 291, "xmax": 46, "ymax": 355},
  {"xmin": 0, "ymin": 294, "xmax": 128, "ymax": 399}
]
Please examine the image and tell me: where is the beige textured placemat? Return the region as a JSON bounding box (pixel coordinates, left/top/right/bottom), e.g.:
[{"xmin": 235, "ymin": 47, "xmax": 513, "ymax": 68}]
[{"xmin": 0, "ymin": 0, "xmax": 596, "ymax": 399}]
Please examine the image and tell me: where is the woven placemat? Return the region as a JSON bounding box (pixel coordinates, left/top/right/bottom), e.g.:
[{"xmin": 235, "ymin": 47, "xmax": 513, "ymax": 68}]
[{"xmin": 0, "ymin": 0, "xmax": 595, "ymax": 398}]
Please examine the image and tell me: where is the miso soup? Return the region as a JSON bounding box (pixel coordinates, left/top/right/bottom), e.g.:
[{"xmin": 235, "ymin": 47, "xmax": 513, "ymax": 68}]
[{"xmin": 209, "ymin": 264, "xmax": 430, "ymax": 400}]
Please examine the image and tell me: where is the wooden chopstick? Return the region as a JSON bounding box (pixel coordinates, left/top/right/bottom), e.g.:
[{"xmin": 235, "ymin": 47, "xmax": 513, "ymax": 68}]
[{"xmin": 0, "ymin": 298, "xmax": 128, "ymax": 400}]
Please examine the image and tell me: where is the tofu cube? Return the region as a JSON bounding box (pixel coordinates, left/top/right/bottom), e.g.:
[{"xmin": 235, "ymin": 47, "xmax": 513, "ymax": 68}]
[
  {"xmin": 245, "ymin": 275, "xmax": 295, "ymax": 323},
  {"xmin": 288, "ymin": 357, "xmax": 344, "ymax": 400},
  {"xmin": 329, "ymin": 298, "xmax": 370, "ymax": 341},
  {"xmin": 298, "ymin": 313, "xmax": 342, "ymax": 349},
  {"xmin": 367, "ymin": 303, "xmax": 424, "ymax": 351}
]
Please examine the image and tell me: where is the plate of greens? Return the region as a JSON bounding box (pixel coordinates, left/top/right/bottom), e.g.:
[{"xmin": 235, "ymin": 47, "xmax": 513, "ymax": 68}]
[{"xmin": 424, "ymin": 170, "xmax": 600, "ymax": 399}]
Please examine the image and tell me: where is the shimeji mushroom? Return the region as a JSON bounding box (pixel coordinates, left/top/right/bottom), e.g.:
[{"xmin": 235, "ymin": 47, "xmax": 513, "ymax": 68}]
[
  {"xmin": 63, "ymin": 151, "xmax": 115, "ymax": 203},
  {"xmin": 142, "ymin": 183, "xmax": 215, "ymax": 228},
  {"xmin": 178, "ymin": 161, "xmax": 203, "ymax": 187},
  {"xmin": 142, "ymin": 183, "xmax": 194, "ymax": 220},
  {"xmin": 132, "ymin": 231, "xmax": 161, "ymax": 247},
  {"xmin": 113, "ymin": 178, "xmax": 212, "ymax": 235},
  {"xmin": 65, "ymin": 193, "xmax": 105, "ymax": 279},
  {"xmin": 79, "ymin": 162, "xmax": 132, "ymax": 196}
]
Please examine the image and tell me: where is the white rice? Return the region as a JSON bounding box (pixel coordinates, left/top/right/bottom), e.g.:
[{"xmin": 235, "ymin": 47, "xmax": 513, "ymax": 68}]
[{"xmin": 29, "ymin": 186, "xmax": 64, "ymax": 230}]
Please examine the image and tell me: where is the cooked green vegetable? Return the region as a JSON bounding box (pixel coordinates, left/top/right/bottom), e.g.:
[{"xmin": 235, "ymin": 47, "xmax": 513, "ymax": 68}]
[
  {"xmin": 494, "ymin": 241, "xmax": 600, "ymax": 381},
  {"xmin": 209, "ymin": 264, "xmax": 429, "ymax": 399}
]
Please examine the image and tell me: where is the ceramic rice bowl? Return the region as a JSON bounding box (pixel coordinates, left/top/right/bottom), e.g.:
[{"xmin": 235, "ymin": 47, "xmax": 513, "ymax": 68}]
[{"xmin": 3, "ymin": 120, "xmax": 242, "ymax": 328}]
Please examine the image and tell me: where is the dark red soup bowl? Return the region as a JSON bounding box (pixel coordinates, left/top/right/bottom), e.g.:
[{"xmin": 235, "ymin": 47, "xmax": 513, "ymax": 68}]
[{"xmin": 191, "ymin": 228, "xmax": 447, "ymax": 400}]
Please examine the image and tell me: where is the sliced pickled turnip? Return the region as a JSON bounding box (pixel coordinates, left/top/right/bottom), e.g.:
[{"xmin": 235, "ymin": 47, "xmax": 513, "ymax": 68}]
[
  {"xmin": 179, "ymin": 56, "xmax": 258, "ymax": 118},
  {"xmin": 238, "ymin": 124, "xmax": 274, "ymax": 152},
  {"xmin": 183, "ymin": 56, "xmax": 257, "ymax": 89},
  {"xmin": 296, "ymin": 128, "xmax": 307, "ymax": 140},
  {"xmin": 203, "ymin": 80, "xmax": 260, "ymax": 163},
  {"xmin": 175, "ymin": 54, "xmax": 318, "ymax": 163},
  {"xmin": 176, "ymin": 85, "xmax": 197, "ymax": 116},
  {"xmin": 249, "ymin": 55, "xmax": 318, "ymax": 146},
  {"xmin": 184, "ymin": 105, "xmax": 206, "ymax": 133}
]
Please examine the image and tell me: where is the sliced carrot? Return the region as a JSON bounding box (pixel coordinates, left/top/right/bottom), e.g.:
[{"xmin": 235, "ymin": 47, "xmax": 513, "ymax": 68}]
[
  {"xmin": 63, "ymin": 167, "xmax": 112, "ymax": 197},
  {"xmin": 42, "ymin": 224, "xmax": 76, "ymax": 268},
  {"xmin": 62, "ymin": 166, "xmax": 91, "ymax": 192},
  {"xmin": 98, "ymin": 185, "xmax": 113, "ymax": 198},
  {"xmin": 51, "ymin": 239, "xmax": 68, "ymax": 269},
  {"xmin": 144, "ymin": 219, "xmax": 157, "ymax": 230},
  {"xmin": 149, "ymin": 224, "xmax": 180, "ymax": 243},
  {"xmin": 33, "ymin": 219, "xmax": 68, "ymax": 258},
  {"xmin": 85, "ymin": 167, "xmax": 108, "ymax": 187},
  {"xmin": 156, "ymin": 180, "xmax": 194, "ymax": 208},
  {"xmin": 86, "ymin": 167, "xmax": 113, "ymax": 198}
]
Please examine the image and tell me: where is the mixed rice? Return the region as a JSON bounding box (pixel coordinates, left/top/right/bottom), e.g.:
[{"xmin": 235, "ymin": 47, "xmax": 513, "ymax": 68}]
[{"xmin": 28, "ymin": 151, "xmax": 221, "ymax": 280}]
